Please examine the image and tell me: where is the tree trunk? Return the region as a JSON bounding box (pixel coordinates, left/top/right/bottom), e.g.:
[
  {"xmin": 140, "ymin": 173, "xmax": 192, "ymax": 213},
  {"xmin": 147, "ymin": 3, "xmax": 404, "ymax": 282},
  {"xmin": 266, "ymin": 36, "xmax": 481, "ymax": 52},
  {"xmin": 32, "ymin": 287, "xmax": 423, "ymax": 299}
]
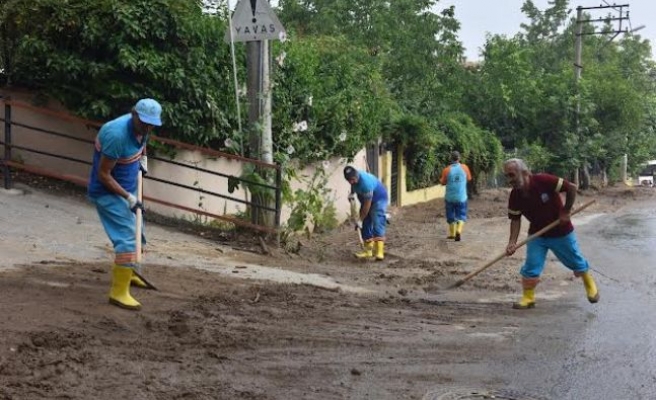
[{"xmin": 580, "ymin": 163, "xmax": 591, "ymax": 190}]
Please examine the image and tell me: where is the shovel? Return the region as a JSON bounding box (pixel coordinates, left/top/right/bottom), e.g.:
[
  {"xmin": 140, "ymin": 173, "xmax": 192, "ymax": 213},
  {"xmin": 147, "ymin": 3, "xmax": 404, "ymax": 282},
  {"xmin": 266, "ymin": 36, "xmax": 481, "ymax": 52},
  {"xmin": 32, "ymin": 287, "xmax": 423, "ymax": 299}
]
[
  {"xmin": 355, "ymin": 225, "xmax": 365, "ymax": 249},
  {"xmin": 348, "ymin": 194, "xmax": 365, "ymax": 249},
  {"xmin": 445, "ymin": 199, "xmax": 596, "ymax": 289},
  {"xmin": 133, "ymin": 170, "xmax": 158, "ymax": 290}
]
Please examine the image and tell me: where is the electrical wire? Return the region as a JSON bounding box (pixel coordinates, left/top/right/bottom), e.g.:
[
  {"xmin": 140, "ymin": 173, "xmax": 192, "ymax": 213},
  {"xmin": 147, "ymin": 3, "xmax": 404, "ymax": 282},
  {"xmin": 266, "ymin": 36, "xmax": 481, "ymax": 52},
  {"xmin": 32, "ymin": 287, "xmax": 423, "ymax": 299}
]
[
  {"xmin": 600, "ymin": 0, "xmax": 622, "ymax": 12},
  {"xmin": 600, "ymin": 0, "xmax": 635, "ymax": 34}
]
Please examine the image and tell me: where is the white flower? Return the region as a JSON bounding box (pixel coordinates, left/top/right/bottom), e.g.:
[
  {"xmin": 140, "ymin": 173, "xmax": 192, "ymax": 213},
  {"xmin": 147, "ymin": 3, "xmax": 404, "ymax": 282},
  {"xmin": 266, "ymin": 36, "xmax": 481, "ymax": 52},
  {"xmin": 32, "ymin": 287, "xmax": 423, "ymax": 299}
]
[
  {"xmin": 238, "ymin": 85, "xmax": 247, "ymax": 96},
  {"xmin": 286, "ymin": 145, "xmax": 295, "ymax": 155},
  {"xmin": 292, "ymin": 120, "xmax": 308, "ymax": 132},
  {"xmin": 307, "ymin": 96, "xmax": 313, "ymax": 107},
  {"xmin": 322, "ymin": 160, "xmax": 331, "ymax": 169},
  {"xmin": 224, "ymin": 138, "xmax": 234, "ymax": 148},
  {"xmin": 279, "ymin": 31, "xmax": 287, "ymax": 43},
  {"xmin": 339, "ymin": 131, "xmax": 347, "ymax": 142},
  {"xmin": 276, "ymin": 51, "xmax": 287, "ymax": 67}
]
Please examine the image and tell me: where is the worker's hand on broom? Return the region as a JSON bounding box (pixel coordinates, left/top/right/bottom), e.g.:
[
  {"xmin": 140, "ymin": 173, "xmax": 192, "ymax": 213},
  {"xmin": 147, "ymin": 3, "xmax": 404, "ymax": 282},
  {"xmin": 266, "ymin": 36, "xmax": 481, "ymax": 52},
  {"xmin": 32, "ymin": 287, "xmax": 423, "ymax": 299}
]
[{"xmin": 126, "ymin": 194, "xmax": 144, "ymax": 213}]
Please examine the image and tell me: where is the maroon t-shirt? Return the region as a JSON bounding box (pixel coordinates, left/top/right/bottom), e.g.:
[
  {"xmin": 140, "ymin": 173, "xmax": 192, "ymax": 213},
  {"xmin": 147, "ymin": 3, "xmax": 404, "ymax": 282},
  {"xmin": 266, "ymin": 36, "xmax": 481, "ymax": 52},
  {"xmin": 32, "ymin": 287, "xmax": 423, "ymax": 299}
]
[{"xmin": 507, "ymin": 173, "xmax": 574, "ymax": 238}]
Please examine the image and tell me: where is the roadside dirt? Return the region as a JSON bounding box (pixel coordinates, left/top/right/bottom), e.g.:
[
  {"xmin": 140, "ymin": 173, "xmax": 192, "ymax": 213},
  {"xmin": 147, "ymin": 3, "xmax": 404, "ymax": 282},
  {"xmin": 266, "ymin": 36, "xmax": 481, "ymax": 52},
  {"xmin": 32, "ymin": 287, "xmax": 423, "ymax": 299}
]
[{"xmin": 1, "ymin": 174, "xmax": 654, "ymax": 399}]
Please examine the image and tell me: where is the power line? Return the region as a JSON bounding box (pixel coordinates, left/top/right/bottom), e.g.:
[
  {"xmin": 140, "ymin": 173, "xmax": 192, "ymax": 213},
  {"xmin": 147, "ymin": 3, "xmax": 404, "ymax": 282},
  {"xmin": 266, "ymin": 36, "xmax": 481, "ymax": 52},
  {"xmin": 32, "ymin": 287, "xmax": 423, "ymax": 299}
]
[
  {"xmin": 576, "ymin": 4, "xmax": 630, "ymax": 37},
  {"xmin": 601, "ymin": 0, "xmax": 623, "ymax": 12}
]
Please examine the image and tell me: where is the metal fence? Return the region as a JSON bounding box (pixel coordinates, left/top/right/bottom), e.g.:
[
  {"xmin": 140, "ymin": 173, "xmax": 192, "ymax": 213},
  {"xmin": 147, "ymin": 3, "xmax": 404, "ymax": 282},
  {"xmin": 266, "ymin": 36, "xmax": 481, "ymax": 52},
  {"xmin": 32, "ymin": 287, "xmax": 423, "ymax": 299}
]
[{"xmin": 0, "ymin": 97, "xmax": 282, "ymax": 234}]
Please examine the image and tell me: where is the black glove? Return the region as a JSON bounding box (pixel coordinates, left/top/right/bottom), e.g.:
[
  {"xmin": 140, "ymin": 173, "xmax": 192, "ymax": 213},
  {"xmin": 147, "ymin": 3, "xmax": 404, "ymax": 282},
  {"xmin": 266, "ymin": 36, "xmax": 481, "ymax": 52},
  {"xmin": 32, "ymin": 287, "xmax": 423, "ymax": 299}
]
[
  {"xmin": 132, "ymin": 201, "xmax": 144, "ymax": 213},
  {"xmin": 127, "ymin": 194, "xmax": 144, "ymax": 213}
]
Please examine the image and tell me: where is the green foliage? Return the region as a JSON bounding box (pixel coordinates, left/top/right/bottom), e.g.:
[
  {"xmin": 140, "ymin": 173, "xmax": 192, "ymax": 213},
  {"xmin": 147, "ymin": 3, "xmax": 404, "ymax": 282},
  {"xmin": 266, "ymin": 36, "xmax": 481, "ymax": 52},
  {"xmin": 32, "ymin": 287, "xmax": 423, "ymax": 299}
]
[
  {"xmin": 283, "ymin": 165, "xmax": 338, "ymax": 234},
  {"xmin": 435, "ymin": 112, "xmax": 504, "ymax": 192},
  {"xmin": 272, "ymin": 35, "xmax": 392, "ymax": 163},
  {"xmin": 513, "ymin": 142, "xmax": 553, "ymax": 173},
  {"xmin": 464, "ymin": 0, "xmax": 656, "ymax": 186},
  {"xmin": 382, "ymin": 114, "xmax": 447, "ymax": 190},
  {"xmin": 381, "ymin": 112, "xmax": 503, "ymax": 191},
  {"xmin": 227, "ymin": 175, "xmax": 241, "ymax": 194},
  {"xmin": 1, "ymin": 0, "xmax": 239, "ymax": 147},
  {"xmin": 2, "ymin": 0, "xmax": 654, "ymax": 200},
  {"xmin": 278, "ymin": 0, "xmax": 464, "ymax": 114}
]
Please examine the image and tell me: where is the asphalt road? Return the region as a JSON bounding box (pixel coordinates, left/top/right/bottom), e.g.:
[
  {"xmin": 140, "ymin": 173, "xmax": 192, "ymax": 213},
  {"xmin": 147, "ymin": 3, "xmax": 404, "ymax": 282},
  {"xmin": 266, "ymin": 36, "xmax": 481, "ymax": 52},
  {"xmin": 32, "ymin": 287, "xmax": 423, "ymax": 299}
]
[
  {"xmin": 424, "ymin": 206, "xmax": 656, "ymax": 400},
  {"xmin": 549, "ymin": 207, "xmax": 656, "ymax": 399}
]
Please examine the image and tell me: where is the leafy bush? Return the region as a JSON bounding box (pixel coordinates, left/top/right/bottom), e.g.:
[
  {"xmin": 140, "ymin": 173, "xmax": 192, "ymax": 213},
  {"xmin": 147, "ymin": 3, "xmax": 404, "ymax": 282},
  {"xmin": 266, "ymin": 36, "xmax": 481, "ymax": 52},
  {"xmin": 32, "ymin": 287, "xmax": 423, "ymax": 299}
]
[
  {"xmin": 272, "ymin": 35, "xmax": 393, "ymax": 164},
  {"xmin": 1, "ymin": 0, "xmax": 239, "ymax": 147},
  {"xmin": 382, "ymin": 114, "xmax": 447, "ymax": 190},
  {"xmin": 283, "ymin": 166, "xmax": 338, "ymax": 234}
]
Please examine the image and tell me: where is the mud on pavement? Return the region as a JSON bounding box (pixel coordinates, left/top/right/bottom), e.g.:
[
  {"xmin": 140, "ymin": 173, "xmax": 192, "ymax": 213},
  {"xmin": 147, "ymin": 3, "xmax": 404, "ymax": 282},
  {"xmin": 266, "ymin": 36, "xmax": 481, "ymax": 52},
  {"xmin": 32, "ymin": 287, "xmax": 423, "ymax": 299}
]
[
  {"xmin": 0, "ymin": 261, "xmax": 534, "ymax": 400},
  {"xmin": 1, "ymin": 176, "xmax": 654, "ymax": 399}
]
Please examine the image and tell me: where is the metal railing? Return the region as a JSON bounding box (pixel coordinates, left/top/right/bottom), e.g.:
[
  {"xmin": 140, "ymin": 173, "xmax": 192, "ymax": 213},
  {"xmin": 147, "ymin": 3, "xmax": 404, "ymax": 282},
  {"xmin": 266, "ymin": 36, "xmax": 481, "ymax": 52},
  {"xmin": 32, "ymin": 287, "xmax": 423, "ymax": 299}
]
[{"xmin": 0, "ymin": 97, "xmax": 282, "ymax": 234}]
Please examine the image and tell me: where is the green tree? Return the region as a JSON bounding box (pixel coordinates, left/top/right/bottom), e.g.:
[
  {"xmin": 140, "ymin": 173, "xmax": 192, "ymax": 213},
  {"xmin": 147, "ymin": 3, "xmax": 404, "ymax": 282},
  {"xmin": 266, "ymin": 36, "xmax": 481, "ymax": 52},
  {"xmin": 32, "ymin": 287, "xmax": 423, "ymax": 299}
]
[
  {"xmin": 1, "ymin": 0, "xmax": 239, "ymax": 146},
  {"xmin": 271, "ymin": 35, "xmax": 393, "ymax": 164},
  {"xmin": 278, "ymin": 0, "xmax": 465, "ymax": 116},
  {"xmin": 466, "ymin": 0, "xmax": 656, "ymax": 186}
]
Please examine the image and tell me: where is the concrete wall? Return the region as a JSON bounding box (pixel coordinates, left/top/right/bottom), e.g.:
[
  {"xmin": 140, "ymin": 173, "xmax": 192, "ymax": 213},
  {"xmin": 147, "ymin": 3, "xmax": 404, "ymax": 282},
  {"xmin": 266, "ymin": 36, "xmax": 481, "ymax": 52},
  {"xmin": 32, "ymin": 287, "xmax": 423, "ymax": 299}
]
[
  {"xmin": 145, "ymin": 148, "xmax": 368, "ymax": 226},
  {"xmin": 145, "ymin": 149, "xmax": 250, "ymax": 222},
  {"xmin": 393, "ymin": 144, "xmax": 445, "ymax": 207},
  {"xmin": 379, "ymin": 150, "xmax": 393, "ymax": 202},
  {"xmin": 283, "ymin": 150, "xmax": 368, "ymax": 226},
  {"xmin": 1, "ymin": 90, "xmax": 97, "ymax": 179},
  {"xmin": 0, "ymin": 90, "xmax": 369, "ymax": 227}
]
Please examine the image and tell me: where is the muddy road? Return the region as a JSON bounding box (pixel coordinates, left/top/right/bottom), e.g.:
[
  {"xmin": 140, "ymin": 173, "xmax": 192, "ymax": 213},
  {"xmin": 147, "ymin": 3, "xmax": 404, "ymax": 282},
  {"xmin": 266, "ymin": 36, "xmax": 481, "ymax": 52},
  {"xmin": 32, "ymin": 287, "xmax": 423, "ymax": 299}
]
[{"xmin": 1, "ymin": 178, "xmax": 654, "ymax": 399}]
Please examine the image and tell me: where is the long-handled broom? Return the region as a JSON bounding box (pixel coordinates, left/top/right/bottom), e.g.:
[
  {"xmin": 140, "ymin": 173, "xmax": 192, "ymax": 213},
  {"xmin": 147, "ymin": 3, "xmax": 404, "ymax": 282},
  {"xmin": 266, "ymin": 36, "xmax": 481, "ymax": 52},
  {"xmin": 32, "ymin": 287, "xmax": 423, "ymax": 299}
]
[
  {"xmin": 445, "ymin": 199, "xmax": 596, "ymax": 289},
  {"xmin": 133, "ymin": 170, "xmax": 158, "ymax": 290}
]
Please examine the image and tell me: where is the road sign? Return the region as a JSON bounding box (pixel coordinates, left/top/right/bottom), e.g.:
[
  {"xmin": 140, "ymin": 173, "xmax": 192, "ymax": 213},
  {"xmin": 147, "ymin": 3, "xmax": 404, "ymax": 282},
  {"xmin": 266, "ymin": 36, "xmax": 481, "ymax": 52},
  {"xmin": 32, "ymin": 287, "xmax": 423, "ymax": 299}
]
[{"xmin": 224, "ymin": 0, "xmax": 286, "ymax": 43}]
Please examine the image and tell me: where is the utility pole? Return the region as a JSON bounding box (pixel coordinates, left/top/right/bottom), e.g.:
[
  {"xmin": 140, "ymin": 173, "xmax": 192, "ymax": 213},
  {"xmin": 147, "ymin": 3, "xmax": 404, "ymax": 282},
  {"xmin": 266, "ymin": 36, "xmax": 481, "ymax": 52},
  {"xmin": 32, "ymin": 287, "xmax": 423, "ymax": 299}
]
[
  {"xmin": 246, "ymin": 41, "xmax": 266, "ymax": 158},
  {"xmin": 226, "ymin": 0, "xmax": 285, "ymax": 226},
  {"xmin": 245, "ymin": 39, "xmax": 274, "ymax": 223},
  {"xmin": 573, "ymin": 4, "xmax": 630, "ymax": 188}
]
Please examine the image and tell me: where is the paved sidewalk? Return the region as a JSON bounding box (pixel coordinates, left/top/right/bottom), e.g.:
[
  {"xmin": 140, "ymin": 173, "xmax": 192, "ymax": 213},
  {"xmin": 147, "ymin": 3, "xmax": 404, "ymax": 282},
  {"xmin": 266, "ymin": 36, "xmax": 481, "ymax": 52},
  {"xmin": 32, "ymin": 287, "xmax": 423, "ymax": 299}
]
[{"xmin": 0, "ymin": 184, "xmax": 366, "ymax": 292}]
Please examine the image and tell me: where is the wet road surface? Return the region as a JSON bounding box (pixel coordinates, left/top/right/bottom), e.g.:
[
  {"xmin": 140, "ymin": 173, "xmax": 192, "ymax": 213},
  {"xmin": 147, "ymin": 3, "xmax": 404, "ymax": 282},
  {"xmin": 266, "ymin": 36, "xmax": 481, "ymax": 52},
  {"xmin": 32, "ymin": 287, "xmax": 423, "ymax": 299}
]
[
  {"xmin": 424, "ymin": 207, "xmax": 656, "ymax": 400},
  {"xmin": 549, "ymin": 208, "xmax": 656, "ymax": 399}
]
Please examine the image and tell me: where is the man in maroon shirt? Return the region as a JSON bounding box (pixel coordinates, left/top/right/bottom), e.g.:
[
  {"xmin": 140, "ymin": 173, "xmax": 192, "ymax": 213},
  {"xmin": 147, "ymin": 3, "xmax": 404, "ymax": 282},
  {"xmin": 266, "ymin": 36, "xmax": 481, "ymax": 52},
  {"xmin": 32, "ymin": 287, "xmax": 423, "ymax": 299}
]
[{"xmin": 503, "ymin": 158, "xmax": 600, "ymax": 309}]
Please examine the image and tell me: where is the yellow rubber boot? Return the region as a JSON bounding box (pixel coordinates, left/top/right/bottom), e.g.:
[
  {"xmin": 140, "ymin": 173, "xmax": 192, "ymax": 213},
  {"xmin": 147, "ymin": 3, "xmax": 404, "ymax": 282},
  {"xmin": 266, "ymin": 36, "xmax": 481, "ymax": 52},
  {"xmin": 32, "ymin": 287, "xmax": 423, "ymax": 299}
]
[
  {"xmin": 374, "ymin": 241, "xmax": 385, "ymax": 261},
  {"xmin": 512, "ymin": 288, "xmax": 536, "ymax": 309},
  {"xmin": 109, "ymin": 265, "xmax": 141, "ymax": 310},
  {"xmin": 354, "ymin": 242, "xmax": 373, "ymax": 259},
  {"xmin": 455, "ymin": 221, "xmax": 464, "ymax": 241},
  {"xmin": 447, "ymin": 223, "xmax": 456, "ymax": 239},
  {"xmin": 130, "ymin": 272, "xmax": 149, "ymax": 288},
  {"xmin": 512, "ymin": 277, "xmax": 538, "ymax": 309},
  {"xmin": 581, "ymin": 272, "xmax": 600, "ymax": 303}
]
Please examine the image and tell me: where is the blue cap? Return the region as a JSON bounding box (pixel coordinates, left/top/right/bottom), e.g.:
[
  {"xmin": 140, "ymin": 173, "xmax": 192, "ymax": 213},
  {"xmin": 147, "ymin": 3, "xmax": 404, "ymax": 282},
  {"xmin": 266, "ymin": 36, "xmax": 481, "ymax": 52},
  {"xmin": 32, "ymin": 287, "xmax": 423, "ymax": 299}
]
[{"xmin": 134, "ymin": 98, "xmax": 162, "ymax": 126}]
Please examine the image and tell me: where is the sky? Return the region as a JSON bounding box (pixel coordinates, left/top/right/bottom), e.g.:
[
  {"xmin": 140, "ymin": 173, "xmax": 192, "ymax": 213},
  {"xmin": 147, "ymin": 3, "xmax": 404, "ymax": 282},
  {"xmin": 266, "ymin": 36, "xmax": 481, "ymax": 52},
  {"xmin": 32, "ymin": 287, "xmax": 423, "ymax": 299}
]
[
  {"xmin": 226, "ymin": 0, "xmax": 655, "ymax": 61},
  {"xmin": 436, "ymin": 0, "xmax": 655, "ymax": 61}
]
